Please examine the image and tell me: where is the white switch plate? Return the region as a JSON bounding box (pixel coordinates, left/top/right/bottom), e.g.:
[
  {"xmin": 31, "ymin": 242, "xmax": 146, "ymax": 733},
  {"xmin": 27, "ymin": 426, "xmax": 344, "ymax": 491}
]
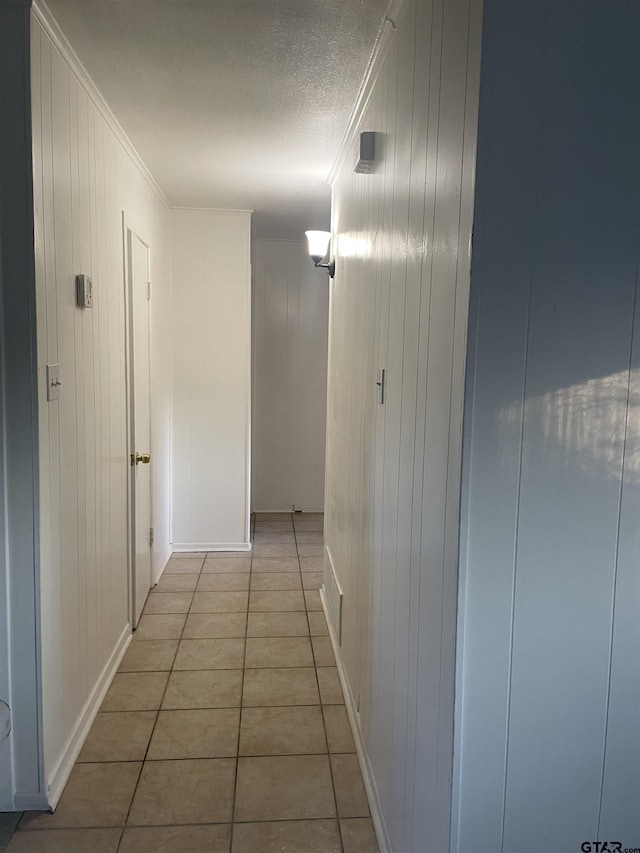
[{"xmin": 46, "ymin": 363, "xmax": 61, "ymax": 401}]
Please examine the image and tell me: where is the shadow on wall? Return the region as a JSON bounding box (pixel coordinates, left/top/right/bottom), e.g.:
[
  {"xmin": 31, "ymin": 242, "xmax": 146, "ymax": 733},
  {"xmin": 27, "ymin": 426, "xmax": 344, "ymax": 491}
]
[{"xmin": 498, "ymin": 369, "xmax": 640, "ymax": 483}]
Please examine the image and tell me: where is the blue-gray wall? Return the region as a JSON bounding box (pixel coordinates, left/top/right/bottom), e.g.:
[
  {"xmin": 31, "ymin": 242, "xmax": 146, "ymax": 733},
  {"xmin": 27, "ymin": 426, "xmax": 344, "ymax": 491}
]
[{"xmin": 453, "ymin": 2, "xmax": 640, "ymax": 851}]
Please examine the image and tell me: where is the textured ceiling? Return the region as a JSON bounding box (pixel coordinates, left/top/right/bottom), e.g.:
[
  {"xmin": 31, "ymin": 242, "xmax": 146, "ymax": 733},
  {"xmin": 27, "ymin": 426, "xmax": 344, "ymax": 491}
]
[{"xmin": 44, "ymin": 0, "xmax": 389, "ymax": 237}]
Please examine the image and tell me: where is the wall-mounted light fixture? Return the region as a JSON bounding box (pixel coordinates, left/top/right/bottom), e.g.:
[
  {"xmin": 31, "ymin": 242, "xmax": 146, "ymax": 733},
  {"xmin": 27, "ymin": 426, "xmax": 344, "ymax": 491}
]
[{"xmin": 305, "ymin": 230, "xmax": 335, "ymax": 278}]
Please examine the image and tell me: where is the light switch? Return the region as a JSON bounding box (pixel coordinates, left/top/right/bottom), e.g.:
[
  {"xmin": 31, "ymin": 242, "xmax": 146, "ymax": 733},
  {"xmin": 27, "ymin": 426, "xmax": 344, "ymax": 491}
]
[{"xmin": 46, "ymin": 363, "xmax": 61, "ymax": 401}]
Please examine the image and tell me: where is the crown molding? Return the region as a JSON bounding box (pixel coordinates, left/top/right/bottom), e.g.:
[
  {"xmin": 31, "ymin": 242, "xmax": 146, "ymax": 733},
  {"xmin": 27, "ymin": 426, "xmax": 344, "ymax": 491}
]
[
  {"xmin": 32, "ymin": 0, "xmax": 171, "ymax": 211},
  {"xmin": 327, "ymin": 0, "xmax": 407, "ymax": 186},
  {"xmin": 171, "ymin": 206, "xmax": 253, "ymax": 215}
]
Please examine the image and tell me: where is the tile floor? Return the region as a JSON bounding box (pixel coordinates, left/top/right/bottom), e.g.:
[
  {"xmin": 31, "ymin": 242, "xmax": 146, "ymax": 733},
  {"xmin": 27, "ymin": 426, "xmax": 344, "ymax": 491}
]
[{"xmin": 5, "ymin": 513, "xmax": 378, "ymax": 853}]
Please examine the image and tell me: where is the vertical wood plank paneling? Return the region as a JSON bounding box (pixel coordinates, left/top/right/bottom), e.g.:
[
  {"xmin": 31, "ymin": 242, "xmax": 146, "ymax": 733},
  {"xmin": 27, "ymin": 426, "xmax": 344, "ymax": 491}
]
[
  {"xmin": 357, "ymin": 76, "xmax": 384, "ymax": 746},
  {"xmin": 251, "ymin": 239, "xmax": 329, "ymax": 513},
  {"xmin": 105, "ymin": 116, "xmax": 119, "ymax": 633},
  {"xmin": 95, "ymin": 109, "xmax": 111, "ymax": 648},
  {"xmin": 68, "ymin": 74, "xmax": 87, "ymax": 721},
  {"xmin": 368, "ymin": 54, "xmax": 393, "ymax": 786},
  {"xmin": 94, "ymin": 108, "xmax": 112, "ymax": 661},
  {"xmin": 402, "ymin": 0, "xmax": 435, "ymax": 843},
  {"xmin": 368, "ymin": 36, "xmax": 398, "ymax": 801},
  {"xmin": 414, "ymin": 0, "xmax": 479, "ymax": 845},
  {"xmin": 91, "ymin": 100, "xmax": 106, "ymax": 684},
  {"xmin": 78, "ymin": 83, "xmax": 99, "ymax": 700},
  {"xmin": 389, "ymin": 4, "xmax": 418, "ymax": 842},
  {"xmin": 51, "ymin": 45, "xmax": 81, "ymax": 750},
  {"xmin": 38, "ymin": 29, "xmax": 65, "ymax": 771},
  {"xmin": 452, "ymin": 5, "xmax": 543, "ymax": 847},
  {"xmin": 325, "ymin": 1, "xmax": 481, "ymax": 850},
  {"xmin": 454, "ymin": 2, "xmax": 640, "ymax": 851},
  {"xmin": 598, "ymin": 278, "xmax": 640, "ymax": 842},
  {"xmin": 32, "ymin": 13, "xmax": 173, "ymax": 798}
]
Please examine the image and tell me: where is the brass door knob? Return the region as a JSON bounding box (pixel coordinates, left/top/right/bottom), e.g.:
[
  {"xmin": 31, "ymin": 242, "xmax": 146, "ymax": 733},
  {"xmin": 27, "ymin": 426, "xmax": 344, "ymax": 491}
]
[{"xmin": 131, "ymin": 452, "xmax": 151, "ymax": 466}]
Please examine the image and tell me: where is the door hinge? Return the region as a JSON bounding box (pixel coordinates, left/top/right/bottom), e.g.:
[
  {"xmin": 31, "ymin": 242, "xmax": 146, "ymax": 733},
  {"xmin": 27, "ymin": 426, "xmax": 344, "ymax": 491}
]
[
  {"xmin": 149, "ymin": 527, "xmax": 155, "ymax": 546},
  {"xmin": 147, "ymin": 281, "xmax": 152, "ymax": 300}
]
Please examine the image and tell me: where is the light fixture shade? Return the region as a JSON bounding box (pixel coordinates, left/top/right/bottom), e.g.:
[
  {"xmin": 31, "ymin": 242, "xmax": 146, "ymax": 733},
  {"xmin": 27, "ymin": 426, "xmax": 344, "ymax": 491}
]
[{"xmin": 305, "ymin": 230, "xmax": 331, "ymax": 262}]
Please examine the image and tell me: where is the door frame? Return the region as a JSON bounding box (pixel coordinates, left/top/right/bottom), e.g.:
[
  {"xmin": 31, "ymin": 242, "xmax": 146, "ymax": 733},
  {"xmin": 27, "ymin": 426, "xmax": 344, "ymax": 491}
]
[
  {"xmin": 0, "ymin": 3, "xmax": 46, "ymax": 808},
  {"xmin": 122, "ymin": 212, "xmax": 153, "ymax": 628}
]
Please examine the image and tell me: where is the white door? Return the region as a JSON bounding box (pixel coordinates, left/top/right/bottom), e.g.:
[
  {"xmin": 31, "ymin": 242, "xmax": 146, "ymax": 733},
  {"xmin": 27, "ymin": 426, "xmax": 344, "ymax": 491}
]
[{"xmin": 128, "ymin": 229, "xmax": 152, "ymax": 627}]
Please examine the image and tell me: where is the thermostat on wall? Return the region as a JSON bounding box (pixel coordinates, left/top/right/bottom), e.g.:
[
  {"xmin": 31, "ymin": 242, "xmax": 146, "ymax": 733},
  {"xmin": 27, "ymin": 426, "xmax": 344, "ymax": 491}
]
[
  {"xmin": 354, "ymin": 131, "xmax": 376, "ymax": 174},
  {"xmin": 76, "ymin": 274, "xmax": 93, "ymax": 308}
]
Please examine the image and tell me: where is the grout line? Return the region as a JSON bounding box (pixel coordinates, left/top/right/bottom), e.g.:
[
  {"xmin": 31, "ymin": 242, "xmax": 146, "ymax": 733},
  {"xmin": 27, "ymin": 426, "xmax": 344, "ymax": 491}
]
[
  {"xmin": 293, "ymin": 518, "xmax": 345, "ymax": 853},
  {"xmin": 228, "ymin": 515, "xmax": 255, "ymax": 851},
  {"xmin": 73, "ymin": 744, "xmax": 349, "ymax": 758},
  {"xmin": 115, "ymin": 555, "xmax": 207, "ymax": 850},
  {"xmin": 74, "ymin": 748, "xmax": 356, "ymax": 765},
  {"xmin": 16, "ymin": 815, "xmax": 360, "ymax": 835},
  {"xmin": 11, "ymin": 816, "xmax": 360, "ymax": 838}
]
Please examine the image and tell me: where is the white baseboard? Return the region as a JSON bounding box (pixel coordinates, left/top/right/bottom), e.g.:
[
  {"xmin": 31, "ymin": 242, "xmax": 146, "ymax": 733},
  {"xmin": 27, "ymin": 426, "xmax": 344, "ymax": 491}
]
[
  {"xmin": 252, "ymin": 506, "xmax": 294, "ymax": 514},
  {"xmin": 170, "ymin": 542, "xmax": 251, "ymax": 552},
  {"xmin": 251, "ymin": 507, "xmax": 324, "ymax": 514},
  {"xmin": 320, "ymin": 587, "xmax": 392, "ymax": 853},
  {"xmin": 46, "ymin": 624, "xmax": 132, "ymax": 809}
]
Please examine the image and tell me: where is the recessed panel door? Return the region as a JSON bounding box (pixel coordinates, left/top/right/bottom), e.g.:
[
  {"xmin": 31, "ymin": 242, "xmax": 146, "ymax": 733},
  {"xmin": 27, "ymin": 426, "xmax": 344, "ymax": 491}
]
[{"xmin": 129, "ymin": 230, "xmax": 151, "ymax": 627}]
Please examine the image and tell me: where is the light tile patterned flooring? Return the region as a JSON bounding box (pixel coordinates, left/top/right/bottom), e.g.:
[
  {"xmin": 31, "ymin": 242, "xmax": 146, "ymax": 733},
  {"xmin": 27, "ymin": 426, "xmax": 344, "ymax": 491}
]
[{"xmin": 5, "ymin": 513, "xmax": 379, "ymax": 853}]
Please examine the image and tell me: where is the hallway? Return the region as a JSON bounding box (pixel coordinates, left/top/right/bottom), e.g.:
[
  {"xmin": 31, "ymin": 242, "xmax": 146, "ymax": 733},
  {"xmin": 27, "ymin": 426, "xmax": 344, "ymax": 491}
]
[{"xmin": 5, "ymin": 514, "xmax": 377, "ymax": 853}]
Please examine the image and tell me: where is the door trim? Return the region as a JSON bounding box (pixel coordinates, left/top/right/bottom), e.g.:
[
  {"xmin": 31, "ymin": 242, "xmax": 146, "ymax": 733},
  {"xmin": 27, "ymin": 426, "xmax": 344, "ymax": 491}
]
[{"xmin": 122, "ymin": 213, "xmax": 152, "ymax": 628}]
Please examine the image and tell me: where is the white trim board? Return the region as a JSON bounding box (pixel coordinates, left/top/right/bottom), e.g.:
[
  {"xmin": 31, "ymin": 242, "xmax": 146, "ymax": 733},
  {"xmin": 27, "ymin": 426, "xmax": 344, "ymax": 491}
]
[
  {"xmin": 45, "ymin": 624, "xmax": 132, "ymax": 809},
  {"xmin": 319, "ymin": 587, "xmax": 392, "ymax": 853},
  {"xmin": 170, "ymin": 543, "xmax": 252, "ymax": 552},
  {"xmin": 252, "ymin": 507, "xmax": 325, "ymax": 514},
  {"xmin": 13, "ymin": 791, "xmax": 49, "ymax": 812},
  {"xmin": 32, "ymin": 1, "xmax": 170, "ymax": 212}
]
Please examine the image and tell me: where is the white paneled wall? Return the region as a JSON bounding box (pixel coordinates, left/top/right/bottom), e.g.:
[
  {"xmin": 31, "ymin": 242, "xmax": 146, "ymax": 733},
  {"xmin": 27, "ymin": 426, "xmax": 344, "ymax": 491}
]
[
  {"xmin": 324, "ymin": 0, "xmax": 481, "ymax": 850},
  {"xmin": 31, "ymin": 8, "xmax": 173, "ymax": 804},
  {"xmin": 171, "ymin": 209, "xmax": 252, "ymax": 550},
  {"xmin": 252, "ymin": 239, "xmax": 328, "ymax": 512}
]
